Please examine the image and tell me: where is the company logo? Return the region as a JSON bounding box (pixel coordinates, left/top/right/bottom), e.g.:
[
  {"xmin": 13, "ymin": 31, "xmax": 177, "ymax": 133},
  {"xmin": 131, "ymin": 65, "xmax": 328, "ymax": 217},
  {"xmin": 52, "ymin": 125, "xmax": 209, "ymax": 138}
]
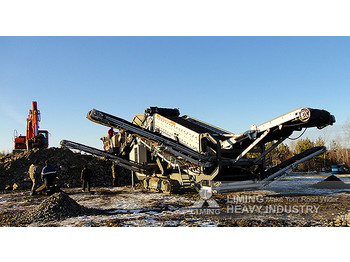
[
  {"xmin": 190, "ymin": 186, "xmax": 221, "ymax": 214},
  {"xmin": 188, "ymin": 190, "xmax": 325, "ymax": 217}
]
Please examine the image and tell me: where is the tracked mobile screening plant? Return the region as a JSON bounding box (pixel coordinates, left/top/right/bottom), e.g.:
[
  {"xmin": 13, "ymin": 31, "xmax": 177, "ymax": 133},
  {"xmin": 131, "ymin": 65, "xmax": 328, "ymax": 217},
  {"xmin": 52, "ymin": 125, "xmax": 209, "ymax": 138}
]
[{"xmin": 61, "ymin": 106, "xmax": 335, "ymax": 193}]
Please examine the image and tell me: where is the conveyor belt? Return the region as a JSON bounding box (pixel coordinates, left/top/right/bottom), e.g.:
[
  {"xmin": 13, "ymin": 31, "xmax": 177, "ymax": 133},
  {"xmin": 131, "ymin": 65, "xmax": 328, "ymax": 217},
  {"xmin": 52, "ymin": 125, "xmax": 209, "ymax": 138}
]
[
  {"xmin": 261, "ymin": 146, "xmax": 327, "ymax": 181},
  {"xmin": 60, "ymin": 140, "xmax": 151, "ymax": 173},
  {"xmin": 87, "ymin": 108, "xmax": 212, "ymax": 166}
]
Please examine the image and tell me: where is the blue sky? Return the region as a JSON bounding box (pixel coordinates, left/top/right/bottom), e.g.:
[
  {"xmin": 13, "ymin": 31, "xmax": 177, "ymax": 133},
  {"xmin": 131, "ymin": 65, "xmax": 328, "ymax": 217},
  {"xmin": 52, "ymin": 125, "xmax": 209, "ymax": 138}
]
[{"xmin": 1, "ymin": 36, "xmax": 349, "ymax": 153}]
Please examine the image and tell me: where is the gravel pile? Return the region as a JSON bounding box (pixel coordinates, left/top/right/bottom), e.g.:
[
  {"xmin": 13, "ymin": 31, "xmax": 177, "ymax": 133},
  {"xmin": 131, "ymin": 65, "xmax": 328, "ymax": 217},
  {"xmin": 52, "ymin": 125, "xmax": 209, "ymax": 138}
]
[
  {"xmin": 0, "ymin": 147, "xmax": 133, "ymax": 190},
  {"xmin": 311, "ymin": 175, "xmax": 350, "ymax": 189},
  {"xmin": 26, "ymin": 192, "xmax": 89, "ymax": 222}
]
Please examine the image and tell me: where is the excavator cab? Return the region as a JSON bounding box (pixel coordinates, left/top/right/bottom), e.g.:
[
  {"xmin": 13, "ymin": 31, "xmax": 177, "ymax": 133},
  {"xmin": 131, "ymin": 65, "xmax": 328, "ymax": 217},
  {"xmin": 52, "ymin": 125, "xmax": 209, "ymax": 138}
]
[
  {"xmin": 23, "ymin": 130, "xmax": 49, "ymax": 150},
  {"xmin": 38, "ymin": 130, "xmax": 49, "ymax": 148}
]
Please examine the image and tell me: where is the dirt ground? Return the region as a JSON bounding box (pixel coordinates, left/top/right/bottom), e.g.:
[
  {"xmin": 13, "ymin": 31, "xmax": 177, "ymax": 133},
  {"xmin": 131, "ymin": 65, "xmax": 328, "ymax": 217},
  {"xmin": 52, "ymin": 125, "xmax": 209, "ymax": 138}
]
[
  {"xmin": 1, "ymin": 172, "xmax": 350, "ymax": 227},
  {"xmin": 2, "ymin": 148, "xmax": 350, "ymax": 227}
]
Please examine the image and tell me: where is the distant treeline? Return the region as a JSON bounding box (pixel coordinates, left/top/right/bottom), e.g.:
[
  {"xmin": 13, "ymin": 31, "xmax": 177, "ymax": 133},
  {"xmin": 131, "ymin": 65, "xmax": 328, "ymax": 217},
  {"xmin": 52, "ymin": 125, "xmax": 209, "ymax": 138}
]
[{"xmin": 264, "ymin": 137, "xmax": 350, "ymax": 172}]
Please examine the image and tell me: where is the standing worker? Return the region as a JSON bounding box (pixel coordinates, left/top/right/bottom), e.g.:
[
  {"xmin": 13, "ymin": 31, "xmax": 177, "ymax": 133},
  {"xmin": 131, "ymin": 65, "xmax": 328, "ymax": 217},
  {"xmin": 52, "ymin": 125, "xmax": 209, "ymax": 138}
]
[
  {"xmin": 41, "ymin": 160, "xmax": 56, "ymax": 196},
  {"xmin": 118, "ymin": 129, "xmax": 125, "ymax": 143},
  {"xmin": 116, "ymin": 129, "xmax": 125, "ymax": 156},
  {"xmin": 81, "ymin": 164, "xmax": 93, "ymax": 192},
  {"xmin": 108, "ymin": 127, "xmax": 114, "ymax": 152},
  {"xmin": 111, "ymin": 163, "xmax": 118, "ymax": 187},
  {"xmin": 28, "ymin": 160, "xmax": 41, "ymax": 196},
  {"xmin": 108, "ymin": 127, "xmax": 114, "ymax": 139}
]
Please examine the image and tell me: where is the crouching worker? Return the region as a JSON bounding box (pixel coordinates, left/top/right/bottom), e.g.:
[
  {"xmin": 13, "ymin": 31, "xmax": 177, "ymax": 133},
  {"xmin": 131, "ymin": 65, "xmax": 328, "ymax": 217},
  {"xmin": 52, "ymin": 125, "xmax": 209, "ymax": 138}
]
[
  {"xmin": 28, "ymin": 160, "xmax": 41, "ymax": 196},
  {"xmin": 41, "ymin": 160, "xmax": 57, "ymax": 196},
  {"xmin": 81, "ymin": 165, "xmax": 93, "ymax": 192}
]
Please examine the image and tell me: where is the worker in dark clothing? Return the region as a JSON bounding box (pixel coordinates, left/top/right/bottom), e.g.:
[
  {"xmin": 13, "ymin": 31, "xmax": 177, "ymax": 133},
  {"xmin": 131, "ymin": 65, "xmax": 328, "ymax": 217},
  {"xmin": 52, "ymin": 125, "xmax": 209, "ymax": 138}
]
[
  {"xmin": 81, "ymin": 165, "xmax": 93, "ymax": 192},
  {"xmin": 108, "ymin": 127, "xmax": 115, "ymax": 152},
  {"xmin": 108, "ymin": 127, "xmax": 114, "ymax": 139},
  {"xmin": 41, "ymin": 160, "xmax": 56, "ymax": 196}
]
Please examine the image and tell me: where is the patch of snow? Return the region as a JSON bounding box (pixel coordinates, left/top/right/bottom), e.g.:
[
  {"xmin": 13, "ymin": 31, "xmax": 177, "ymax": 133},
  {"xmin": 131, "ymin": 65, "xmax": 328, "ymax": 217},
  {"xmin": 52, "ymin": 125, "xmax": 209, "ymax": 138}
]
[
  {"xmin": 146, "ymin": 211, "xmax": 160, "ymax": 215},
  {"xmin": 0, "ymin": 197, "xmax": 9, "ymax": 203},
  {"xmin": 266, "ymin": 172, "xmax": 350, "ymax": 195}
]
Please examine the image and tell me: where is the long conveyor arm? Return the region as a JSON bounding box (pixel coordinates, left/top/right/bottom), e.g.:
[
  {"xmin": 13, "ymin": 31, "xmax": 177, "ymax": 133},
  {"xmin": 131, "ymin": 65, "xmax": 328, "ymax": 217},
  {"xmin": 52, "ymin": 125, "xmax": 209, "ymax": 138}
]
[
  {"xmin": 221, "ymin": 107, "xmax": 335, "ymax": 149},
  {"xmin": 60, "ymin": 140, "xmax": 152, "ymax": 174},
  {"xmin": 87, "ymin": 108, "xmax": 213, "ymax": 166}
]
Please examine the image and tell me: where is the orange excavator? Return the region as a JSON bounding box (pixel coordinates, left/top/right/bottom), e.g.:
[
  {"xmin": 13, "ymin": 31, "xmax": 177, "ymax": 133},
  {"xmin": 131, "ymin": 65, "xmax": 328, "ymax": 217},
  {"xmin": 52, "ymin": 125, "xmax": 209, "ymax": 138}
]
[{"xmin": 13, "ymin": 101, "xmax": 49, "ymax": 152}]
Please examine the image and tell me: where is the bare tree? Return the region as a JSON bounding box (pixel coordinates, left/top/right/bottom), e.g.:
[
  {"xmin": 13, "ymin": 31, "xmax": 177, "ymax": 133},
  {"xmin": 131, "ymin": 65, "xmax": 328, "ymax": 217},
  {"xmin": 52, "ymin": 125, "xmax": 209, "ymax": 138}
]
[{"xmin": 343, "ymin": 119, "xmax": 350, "ymax": 165}]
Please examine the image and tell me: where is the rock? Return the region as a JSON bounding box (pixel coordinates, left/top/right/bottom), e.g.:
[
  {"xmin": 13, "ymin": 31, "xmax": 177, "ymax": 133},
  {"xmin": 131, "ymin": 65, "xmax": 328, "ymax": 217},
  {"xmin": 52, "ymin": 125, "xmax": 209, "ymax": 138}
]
[{"xmin": 334, "ymin": 219, "xmax": 341, "ymax": 227}]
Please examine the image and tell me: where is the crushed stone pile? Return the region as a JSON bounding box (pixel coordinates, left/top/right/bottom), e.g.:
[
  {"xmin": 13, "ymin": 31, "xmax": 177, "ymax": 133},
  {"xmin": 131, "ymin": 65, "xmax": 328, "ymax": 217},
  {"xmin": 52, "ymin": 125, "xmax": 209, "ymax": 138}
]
[
  {"xmin": 26, "ymin": 192, "xmax": 89, "ymax": 222},
  {"xmin": 0, "ymin": 147, "xmax": 133, "ymax": 190},
  {"xmin": 311, "ymin": 175, "xmax": 350, "ymax": 189}
]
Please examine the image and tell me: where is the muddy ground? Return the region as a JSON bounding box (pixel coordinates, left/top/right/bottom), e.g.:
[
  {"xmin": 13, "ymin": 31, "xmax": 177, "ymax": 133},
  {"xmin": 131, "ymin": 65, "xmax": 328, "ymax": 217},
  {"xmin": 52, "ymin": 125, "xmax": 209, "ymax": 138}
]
[{"xmin": 1, "ymin": 172, "xmax": 350, "ymax": 227}]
